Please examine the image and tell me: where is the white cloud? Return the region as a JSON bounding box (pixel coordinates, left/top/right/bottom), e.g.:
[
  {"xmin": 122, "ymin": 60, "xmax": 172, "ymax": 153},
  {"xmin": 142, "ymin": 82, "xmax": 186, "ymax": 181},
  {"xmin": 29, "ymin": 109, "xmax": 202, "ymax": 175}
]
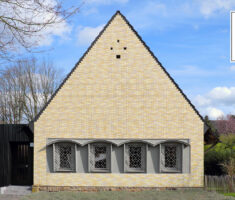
[
  {"xmin": 206, "ymin": 107, "xmax": 224, "ymax": 119},
  {"xmin": 127, "ymin": 2, "xmax": 167, "ymax": 30},
  {"xmin": 208, "ymin": 87, "xmax": 235, "ymax": 105},
  {"xmin": 194, "ymin": 95, "xmax": 211, "ymax": 106},
  {"xmin": 196, "ymin": 0, "xmax": 235, "ymax": 17},
  {"xmin": 195, "ymin": 87, "xmax": 235, "ymax": 107},
  {"xmin": 0, "ymin": 0, "xmax": 72, "ymax": 48},
  {"xmin": 77, "ymin": 24, "xmax": 104, "ymax": 46},
  {"xmin": 37, "ymin": 20, "xmax": 72, "ymax": 46},
  {"xmin": 230, "ymin": 66, "xmax": 235, "ymax": 71},
  {"xmin": 194, "ymin": 86, "xmax": 235, "ymax": 119}
]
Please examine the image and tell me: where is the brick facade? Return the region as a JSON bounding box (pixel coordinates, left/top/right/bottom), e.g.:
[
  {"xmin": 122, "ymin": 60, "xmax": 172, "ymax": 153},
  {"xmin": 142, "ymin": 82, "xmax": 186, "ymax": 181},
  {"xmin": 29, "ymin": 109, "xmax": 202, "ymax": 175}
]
[{"xmin": 33, "ymin": 11, "xmax": 204, "ymax": 189}]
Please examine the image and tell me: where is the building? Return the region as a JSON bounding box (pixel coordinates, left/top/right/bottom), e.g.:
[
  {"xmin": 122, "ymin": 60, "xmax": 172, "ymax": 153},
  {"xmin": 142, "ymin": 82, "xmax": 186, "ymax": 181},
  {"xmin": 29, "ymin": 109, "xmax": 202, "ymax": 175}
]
[
  {"xmin": 31, "ymin": 11, "xmax": 205, "ymax": 191},
  {"xmin": 0, "ymin": 125, "xmax": 33, "ymax": 187}
]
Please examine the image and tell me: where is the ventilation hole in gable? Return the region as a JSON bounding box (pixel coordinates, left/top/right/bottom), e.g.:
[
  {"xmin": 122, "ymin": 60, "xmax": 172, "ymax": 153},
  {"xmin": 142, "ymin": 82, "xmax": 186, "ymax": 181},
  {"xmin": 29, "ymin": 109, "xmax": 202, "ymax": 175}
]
[
  {"xmin": 123, "ymin": 47, "xmax": 127, "ymax": 50},
  {"xmin": 117, "ymin": 40, "xmax": 120, "ymax": 43},
  {"xmin": 110, "ymin": 47, "xmax": 113, "ymax": 50},
  {"xmin": 116, "ymin": 55, "xmax": 121, "ymax": 59}
]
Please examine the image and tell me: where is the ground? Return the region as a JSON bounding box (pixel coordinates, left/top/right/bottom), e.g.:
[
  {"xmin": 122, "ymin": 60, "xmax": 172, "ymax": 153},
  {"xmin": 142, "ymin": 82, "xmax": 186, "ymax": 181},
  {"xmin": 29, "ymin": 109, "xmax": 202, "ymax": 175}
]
[
  {"xmin": 0, "ymin": 190, "xmax": 234, "ymax": 200},
  {"xmin": 0, "ymin": 195, "xmax": 21, "ymax": 200}
]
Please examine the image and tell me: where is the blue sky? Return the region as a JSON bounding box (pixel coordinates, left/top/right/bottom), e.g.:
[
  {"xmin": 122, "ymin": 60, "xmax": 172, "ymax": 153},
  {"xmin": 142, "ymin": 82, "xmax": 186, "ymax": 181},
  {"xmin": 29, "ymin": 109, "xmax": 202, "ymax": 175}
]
[{"xmin": 31, "ymin": 0, "xmax": 235, "ymax": 119}]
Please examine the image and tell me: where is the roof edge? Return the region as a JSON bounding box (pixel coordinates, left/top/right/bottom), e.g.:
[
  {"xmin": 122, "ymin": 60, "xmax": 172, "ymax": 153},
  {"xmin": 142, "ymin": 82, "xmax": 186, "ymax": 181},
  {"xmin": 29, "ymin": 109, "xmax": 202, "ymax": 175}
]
[
  {"xmin": 31, "ymin": 10, "xmax": 121, "ymax": 123},
  {"xmin": 117, "ymin": 12, "xmax": 204, "ymax": 122},
  {"xmin": 32, "ymin": 10, "xmax": 204, "ymax": 123}
]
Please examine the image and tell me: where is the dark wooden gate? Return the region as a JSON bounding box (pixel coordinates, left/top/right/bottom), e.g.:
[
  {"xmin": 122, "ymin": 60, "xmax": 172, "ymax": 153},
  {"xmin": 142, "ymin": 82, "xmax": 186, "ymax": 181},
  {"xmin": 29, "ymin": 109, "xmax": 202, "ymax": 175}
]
[
  {"xmin": 11, "ymin": 142, "xmax": 33, "ymax": 185},
  {"xmin": 0, "ymin": 125, "xmax": 33, "ymax": 187}
]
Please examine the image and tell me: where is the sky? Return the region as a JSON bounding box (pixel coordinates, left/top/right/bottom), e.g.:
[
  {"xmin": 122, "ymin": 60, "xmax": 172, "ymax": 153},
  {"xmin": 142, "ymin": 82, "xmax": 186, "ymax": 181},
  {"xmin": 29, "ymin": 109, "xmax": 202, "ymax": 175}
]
[{"xmin": 22, "ymin": 0, "xmax": 235, "ymax": 119}]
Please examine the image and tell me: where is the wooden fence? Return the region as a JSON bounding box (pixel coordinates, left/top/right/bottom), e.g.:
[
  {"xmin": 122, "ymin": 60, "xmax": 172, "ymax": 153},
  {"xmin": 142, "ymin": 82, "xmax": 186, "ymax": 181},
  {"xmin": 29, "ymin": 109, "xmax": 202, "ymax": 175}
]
[{"xmin": 204, "ymin": 175, "xmax": 235, "ymax": 193}]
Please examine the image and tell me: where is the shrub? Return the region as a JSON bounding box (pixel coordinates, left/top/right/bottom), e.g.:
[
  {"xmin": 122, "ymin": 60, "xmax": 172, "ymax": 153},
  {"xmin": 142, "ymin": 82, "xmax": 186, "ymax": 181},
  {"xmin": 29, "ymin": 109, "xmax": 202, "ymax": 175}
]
[{"xmin": 204, "ymin": 134, "xmax": 235, "ymax": 176}]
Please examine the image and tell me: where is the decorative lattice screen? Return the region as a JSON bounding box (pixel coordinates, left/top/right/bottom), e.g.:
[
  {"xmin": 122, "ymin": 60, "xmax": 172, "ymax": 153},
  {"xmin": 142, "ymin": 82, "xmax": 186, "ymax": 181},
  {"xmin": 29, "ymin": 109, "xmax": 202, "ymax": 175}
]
[
  {"xmin": 125, "ymin": 143, "xmax": 146, "ymax": 172},
  {"xmin": 160, "ymin": 143, "xmax": 182, "ymax": 172},
  {"xmin": 94, "ymin": 146, "xmax": 107, "ymax": 169},
  {"xmin": 54, "ymin": 143, "xmax": 75, "ymax": 171},
  {"xmin": 89, "ymin": 143, "xmax": 110, "ymax": 172},
  {"xmin": 165, "ymin": 146, "xmax": 177, "ymax": 168},
  {"xmin": 129, "ymin": 146, "xmax": 142, "ymax": 168}
]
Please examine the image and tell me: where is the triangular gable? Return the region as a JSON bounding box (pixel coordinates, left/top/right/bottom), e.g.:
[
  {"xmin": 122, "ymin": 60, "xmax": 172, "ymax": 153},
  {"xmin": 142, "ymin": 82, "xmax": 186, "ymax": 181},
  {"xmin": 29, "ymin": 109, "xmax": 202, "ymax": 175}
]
[{"xmin": 32, "ymin": 11, "xmax": 204, "ymax": 123}]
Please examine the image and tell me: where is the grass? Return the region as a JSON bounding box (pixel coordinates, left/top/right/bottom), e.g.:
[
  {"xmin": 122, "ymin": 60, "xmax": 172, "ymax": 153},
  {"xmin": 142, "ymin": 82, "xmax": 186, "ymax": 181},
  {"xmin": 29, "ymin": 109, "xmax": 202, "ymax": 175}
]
[
  {"xmin": 224, "ymin": 193, "xmax": 235, "ymax": 197},
  {"xmin": 20, "ymin": 190, "xmax": 235, "ymax": 200}
]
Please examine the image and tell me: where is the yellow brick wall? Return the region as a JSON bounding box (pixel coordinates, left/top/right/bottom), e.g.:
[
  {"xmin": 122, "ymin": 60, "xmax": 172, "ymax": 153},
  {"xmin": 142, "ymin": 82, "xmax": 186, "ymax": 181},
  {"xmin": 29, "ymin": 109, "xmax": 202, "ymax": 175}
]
[{"xmin": 34, "ymin": 13, "xmax": 204, "ymax": 188}]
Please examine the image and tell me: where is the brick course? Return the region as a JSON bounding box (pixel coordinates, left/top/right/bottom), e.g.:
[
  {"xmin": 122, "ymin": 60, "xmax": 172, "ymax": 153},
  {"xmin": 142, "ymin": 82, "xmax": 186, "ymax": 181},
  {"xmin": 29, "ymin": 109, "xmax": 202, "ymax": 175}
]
[{"xmin": 32, "ymin": 185, "xmax": 203, "ymax": 192}]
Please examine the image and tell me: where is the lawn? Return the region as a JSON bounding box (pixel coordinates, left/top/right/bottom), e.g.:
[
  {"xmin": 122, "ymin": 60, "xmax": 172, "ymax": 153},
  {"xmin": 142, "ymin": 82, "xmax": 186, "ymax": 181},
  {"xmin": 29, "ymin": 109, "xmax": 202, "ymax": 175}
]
[
  {"xmin": 21, "ymin": 190, "xmax": 235, "ymax": 200},
  {"xmin": 224, "ymin": 193, "xmax": 235, "ymax": 197}
]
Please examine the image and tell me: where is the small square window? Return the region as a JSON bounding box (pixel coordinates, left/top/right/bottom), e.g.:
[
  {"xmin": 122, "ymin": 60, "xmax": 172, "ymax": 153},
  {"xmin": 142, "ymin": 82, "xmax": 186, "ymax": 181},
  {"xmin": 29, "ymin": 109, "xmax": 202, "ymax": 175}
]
[
  {"xmin": 89, "ymin": 143, "xmax": 111, "ymax": 172},
  {"xmin": 116, "ymin": 55, "xmax": 121, "ymax": 59},
  {"xmin": 54, "ymin": 143, "xmax": 76, "ymax": 172},
  {"xmin": 125, "ymin": 143, "xmax": 146, "ymax": 172}
]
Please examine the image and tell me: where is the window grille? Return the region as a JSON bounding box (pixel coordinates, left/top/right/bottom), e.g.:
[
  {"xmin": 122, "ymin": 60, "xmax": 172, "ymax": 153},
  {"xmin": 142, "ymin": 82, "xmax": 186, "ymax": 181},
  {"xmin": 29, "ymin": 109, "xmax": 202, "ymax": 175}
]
[
  {"xmin": 165, "ymin": 146, "xmax": 177, "ymax": 168},
  {"xmin": 160, "ymin": 143, "xmax": 182, "ymax": 173},
  {"xmin": 125, "ymin": 143, "xmax": 146, "ymax": 172},
  {"xmin": 95, "ymin": 146, "xmax": 107, "ymax": 169},
  {"xmin": 129, "ymin": 146, "xmax": 142, "ymax": 168},
  {"xmin": 54, "ymin": 143, "xmax": 75, "ymax": 172},
  {"xmin": 89, "ymin": 143, "xmax": 111, "ymax": 172}
]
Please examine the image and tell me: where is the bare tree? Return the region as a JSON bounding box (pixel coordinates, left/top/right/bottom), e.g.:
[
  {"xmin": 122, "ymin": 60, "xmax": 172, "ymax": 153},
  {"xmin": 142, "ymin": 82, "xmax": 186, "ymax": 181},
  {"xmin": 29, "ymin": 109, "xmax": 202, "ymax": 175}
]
[
  {"xmin": 0, "ymin": 0, "xmax": 81, "ymax": 60},
  {"xmin": 0, "ymin": 65, "xmax": 25, "ymax": 123},
  {"xmin": 216, "ymin": 115, "xmax": 235, "ymax": 135},
  {"xmin": 0, "ymin": 57, "xmax": 62, "ymax": 123}
]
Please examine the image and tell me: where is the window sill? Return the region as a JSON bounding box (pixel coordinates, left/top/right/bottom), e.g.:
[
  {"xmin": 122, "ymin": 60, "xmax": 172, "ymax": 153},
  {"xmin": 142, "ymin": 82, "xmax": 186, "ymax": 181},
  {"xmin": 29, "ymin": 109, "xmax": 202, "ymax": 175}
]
[
  {"xmin": 160, "ymin": 169, "xmax": 182, "ymax": 173},
  {"xmin": 125, "ymin": 169, "xmax": 146, "ymax": 173},
  {"xmin": 54, "ymin": 169, "xmax": 76, "ymax": 173},
  {"xmin": 90, "ymin": 169, "xmax": 110, "ymax": 173}
]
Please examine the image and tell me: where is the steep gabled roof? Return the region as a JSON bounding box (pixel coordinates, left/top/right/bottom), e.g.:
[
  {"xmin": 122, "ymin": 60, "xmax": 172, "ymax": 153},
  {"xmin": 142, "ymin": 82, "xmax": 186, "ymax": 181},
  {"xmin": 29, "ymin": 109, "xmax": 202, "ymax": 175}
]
[{"xmin": 31, "ymin": 10, "xmax": 204, "ymax": 123}]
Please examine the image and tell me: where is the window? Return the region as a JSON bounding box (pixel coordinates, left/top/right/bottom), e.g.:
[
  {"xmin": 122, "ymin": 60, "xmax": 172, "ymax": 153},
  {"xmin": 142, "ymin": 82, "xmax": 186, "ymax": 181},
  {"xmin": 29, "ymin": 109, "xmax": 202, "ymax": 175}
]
[
  {"xmin": 53, "ymin": 142, "xmax": 76, "ymax": 172},
  {"xmin": 47, "ymin": 139, "xmax": 189, "ymax": 174},
  {"xmin": 125, "ymin": 143, "xmax": 146, "ymax": 172},
  {"xmin": 89, "ymin": 143, "xmax": 111, "ymax": 172},
  {"xmin": 160, "ymin": 143, "xmax": 182, "ymax": 173}
]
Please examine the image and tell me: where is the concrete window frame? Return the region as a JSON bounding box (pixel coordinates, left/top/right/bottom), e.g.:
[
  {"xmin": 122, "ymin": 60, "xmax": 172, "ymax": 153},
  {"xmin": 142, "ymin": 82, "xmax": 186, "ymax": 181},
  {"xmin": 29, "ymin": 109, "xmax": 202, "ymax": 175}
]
[
  {"xmin": 88, "ymin": 142, "xmax": 111, "ymax": 173},
  {"xmin": 124, "ymin": 143, "xmax": 147, "ymax": 173},
  {"xmin": 53, "ymin": 142, "xmax": 76, "ymax": 172},
  {"xmin": 159, "ymin": 142, "xmax": 183, "ymax": 173}
]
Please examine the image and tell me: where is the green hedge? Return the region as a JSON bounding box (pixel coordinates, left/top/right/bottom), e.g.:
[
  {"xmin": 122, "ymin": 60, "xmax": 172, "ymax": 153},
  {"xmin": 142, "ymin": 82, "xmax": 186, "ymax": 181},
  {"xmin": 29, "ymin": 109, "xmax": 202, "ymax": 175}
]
[{"xmin": 204, "ymin": 134, "xmax": 235, "ymax": 175}]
